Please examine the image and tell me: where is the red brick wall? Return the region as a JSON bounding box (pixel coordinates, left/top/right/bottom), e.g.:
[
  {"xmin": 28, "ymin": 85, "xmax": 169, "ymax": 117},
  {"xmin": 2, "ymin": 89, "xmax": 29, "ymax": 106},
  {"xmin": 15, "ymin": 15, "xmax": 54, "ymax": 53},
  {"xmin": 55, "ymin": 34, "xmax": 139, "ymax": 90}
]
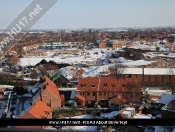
[
  {"xmin": 35, "ymin": 88, "xmax": 61, "ymax": 110},
  {"xmin": 156, "ymin": 75, "xmax": 163, "ymax": 84},
  {"xmin": 164, "ymin": 75, "xmax": 170, "ymax": 84},
  {"xmin": 150, "ymin": 75, "xmax": 156, "ymax": 84},
  {"xmin": 171, "ymin": 76, "xmax": 175, "ymax": 83},
  {"xmin": 110, "ymin": 74, "xmax": 175, "ymax": 85},
  {"xmin": 99, "ymin": 41, "xmax": 106, "ymax": 48},
  {"xmin": 144, "ymin": 75, "xmax": 149, "ymax": 83}
]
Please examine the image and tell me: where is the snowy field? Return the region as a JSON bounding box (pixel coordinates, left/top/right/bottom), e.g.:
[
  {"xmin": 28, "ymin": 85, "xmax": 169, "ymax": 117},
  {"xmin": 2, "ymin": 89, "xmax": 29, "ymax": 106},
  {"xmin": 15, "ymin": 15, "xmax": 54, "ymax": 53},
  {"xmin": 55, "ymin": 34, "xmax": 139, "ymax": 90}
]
[
  {"xmin": 129, "ymin": 43, "xmax": 169, "ymax": 52},
  {"xmin": 18, "ymin": 47, "xmax": 175, "ymax": 80}
]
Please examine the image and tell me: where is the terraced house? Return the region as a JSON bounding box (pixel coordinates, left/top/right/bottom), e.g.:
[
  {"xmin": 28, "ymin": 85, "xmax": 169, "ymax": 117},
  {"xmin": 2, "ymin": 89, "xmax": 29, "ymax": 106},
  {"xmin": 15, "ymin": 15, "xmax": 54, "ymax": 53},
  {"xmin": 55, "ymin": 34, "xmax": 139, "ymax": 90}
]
[{"xmin": 75, "ymin": 77, "xmax": 142, "ymax": 108}]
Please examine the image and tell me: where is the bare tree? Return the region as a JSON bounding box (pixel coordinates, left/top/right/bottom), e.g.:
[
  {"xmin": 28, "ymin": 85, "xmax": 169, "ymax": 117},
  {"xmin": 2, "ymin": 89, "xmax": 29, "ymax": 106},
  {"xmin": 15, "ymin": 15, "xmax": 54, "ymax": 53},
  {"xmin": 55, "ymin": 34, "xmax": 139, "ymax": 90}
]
[
  {"xmin": 16, "ymin": 45, "xmax": 24, "ymax": 58},
  {"xmin": 70, "ymin": 67, "xmax": 85, "ymax": 80},
  {"xmin": 30, "ymin": 70, "xmax": 40, "ymax": 80},
  {"xmin": 108, "ymin": 63, "xmax": 127, "ymax": 79},
  {"xmin": 7, "ymin": 57, "xmax": 20, "ymax": 66},
  {"xmin": 44, "ymin": 64, "xmax": 58, "ymax": 76},
  {"xmin": 39, "ymin": 68, "xmax": 49, "ymax": 77}
]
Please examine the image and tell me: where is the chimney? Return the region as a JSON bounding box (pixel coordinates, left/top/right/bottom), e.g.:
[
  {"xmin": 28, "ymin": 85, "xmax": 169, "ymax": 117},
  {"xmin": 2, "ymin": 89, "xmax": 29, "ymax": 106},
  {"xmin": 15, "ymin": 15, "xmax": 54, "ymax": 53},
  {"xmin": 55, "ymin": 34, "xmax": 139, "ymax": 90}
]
[{"xmin": 33, "ymin": 101, "xmax": 37, "ymax": 107}]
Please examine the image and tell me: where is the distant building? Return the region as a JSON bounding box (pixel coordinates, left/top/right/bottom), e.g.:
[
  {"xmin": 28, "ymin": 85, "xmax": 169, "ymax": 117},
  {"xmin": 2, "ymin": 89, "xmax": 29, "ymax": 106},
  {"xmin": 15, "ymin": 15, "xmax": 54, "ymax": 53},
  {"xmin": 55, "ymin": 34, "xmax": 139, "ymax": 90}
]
[
  {"xmin": 90, "ymin": 40, "xmax": 106, "ymax": 49},
  {"xmin": 112, "ymin": 40, "xmax": 121, "ymax": 48}
]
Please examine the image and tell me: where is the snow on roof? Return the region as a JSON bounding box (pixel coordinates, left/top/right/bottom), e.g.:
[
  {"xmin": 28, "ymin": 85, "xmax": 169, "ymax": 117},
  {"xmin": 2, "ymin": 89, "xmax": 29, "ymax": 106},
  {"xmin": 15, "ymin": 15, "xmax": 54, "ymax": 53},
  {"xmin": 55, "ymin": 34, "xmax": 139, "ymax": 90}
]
[
  {"xmin": 32, "ymin": 88, "xmax": 38, "ymax": 93},
  {"xmin": 123, "ymin": 68, "xmax": 175, "ymax": 75},
  {"xmin": 172, "ymin": 128, "xmax": 175, "ymax": 132},
  {"xmin": 24, "ymin": 77, "xmax": 40, "ymax": 81},
  {"xmin": 20, "ymin": 93, "xmax": 33, "ymax": 97},
  {"xmin": 0, "ymin": 85, "xmax": 14, "ymax": 88},
  {"xmin": 132, "ymin": 114, "xmax": 152, "ymax": 119},
  {"xmin": 145, "ymin": 89, "xmax": 172, "ymax": 96},
  {"xmin": 154, "ymin": 126, "xmax": 173, "ymax": 132},
  {"xmin": 122, "ymin": 60, "xmax": 156, "ymax": 66},
  {"xmin": 162, "ymin": 100, "xmax": 175, "ymax": 112},
  {"xmin": 68, "ymin": 90, "xmax": 76, "ymax": 104},
  {"xmin": 32, "ymin": 90, "xmax": 40, "ymax": 101},
  {"xmin": 126, "ymin": 108, "xmax": 135, "ymax": 111},
  {"xmin": 158, "ymin": 94, "xmax": 175, "ymax": 104},
  {"xmin": 44, "ymin": 128, "xmax": 57, "ymax": 130},
  {"xmin": 155, "ymin": 114, "xmax": 162, "ymax": 118},
  {"xmin": 114, "ymin": 57, "xmax": 127, "ymax": 63},
  {"xmin": 104, "ymin": 111, "xmax": 120, "ymax": 119},
  {"xmin": 0, "ymin": 109, "xmax": 5, "ymax": 117},
  {"xmin": 122, "ymin": 111, "xmax": 131, "ymax": 115},
  {"xmin": 59, "ymin": 88, "xmax": 77, "ymax": 91},
  {"xmin": 144, "ymin": 127, "xmax": 154, "ymax": 132}
]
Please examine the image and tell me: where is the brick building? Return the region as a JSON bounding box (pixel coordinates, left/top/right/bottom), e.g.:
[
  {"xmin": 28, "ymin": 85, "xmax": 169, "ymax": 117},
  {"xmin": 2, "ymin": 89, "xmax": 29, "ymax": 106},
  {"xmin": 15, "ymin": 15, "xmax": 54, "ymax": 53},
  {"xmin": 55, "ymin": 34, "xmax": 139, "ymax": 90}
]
[
  {"xmin": 122, "ymin": 68, "xmax": 175, "ymax": 85},
  {"xmin": 95, "ymin": 40, "xmax": 106, "ymax": 48},
  {"xmin": 15, "ymin": 100, "xmax": 52, "ymax": 129},
  {"xmin": 112, "ymin": 40, "xmax": 121, "ymax": 48},
  {"xmin": 33, "ymin": 76, "xmax": 62, "ymax": 109},
  {"xmin": 75, "ymin": 77, "xmax": 142, "ymax": 108}
]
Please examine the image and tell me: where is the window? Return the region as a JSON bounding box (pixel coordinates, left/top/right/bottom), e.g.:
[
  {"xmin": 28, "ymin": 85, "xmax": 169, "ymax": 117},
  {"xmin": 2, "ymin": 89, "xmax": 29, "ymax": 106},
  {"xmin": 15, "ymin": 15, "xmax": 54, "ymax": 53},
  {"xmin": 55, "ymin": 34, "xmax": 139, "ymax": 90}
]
[
  {"xmin": 99, "ymin": 92, "xmax": 102, "ymax": 95},
  {"xmin": 104, "ymin": 83, "xmax": 108, "ymax": 88},
  {"xmin": 122, "ymin": 84, "xmax": 126, "ymax": 88},
  {"xmin": 93, "ymin": 93, "xmax": 96, "ymax": 96},
  {"xmin": 80, "ymin": 84, "xmax": 83, "ymax": 87},
  {"xmin": 91, "ymin": 84, "xmax": 95, "ymax": 88},
  {"xmin": 104, "ymin": 92, "xmax": 106, "ymax": 96},
  {"xmin": 87, "ymin": 93, "xmax": 90, "ymax": 96},
  {"xmin": 83, "ymin": 84, "xmax": 86, "ymax": 87},
  {"xmin": 111, "ymin": 84, "xmax": 115, "ymax": 88},
  {"xmin": 128, "ymin": 75, "xmax": 132, "ymax": 78}
]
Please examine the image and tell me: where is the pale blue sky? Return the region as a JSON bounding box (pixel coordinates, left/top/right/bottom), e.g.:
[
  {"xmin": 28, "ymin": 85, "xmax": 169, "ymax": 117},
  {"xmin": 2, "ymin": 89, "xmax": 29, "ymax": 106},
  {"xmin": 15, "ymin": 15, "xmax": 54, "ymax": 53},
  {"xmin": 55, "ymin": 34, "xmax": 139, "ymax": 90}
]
[{"xmin": 0, "ymin": 0, "xmax": 175, "ymax": 29}]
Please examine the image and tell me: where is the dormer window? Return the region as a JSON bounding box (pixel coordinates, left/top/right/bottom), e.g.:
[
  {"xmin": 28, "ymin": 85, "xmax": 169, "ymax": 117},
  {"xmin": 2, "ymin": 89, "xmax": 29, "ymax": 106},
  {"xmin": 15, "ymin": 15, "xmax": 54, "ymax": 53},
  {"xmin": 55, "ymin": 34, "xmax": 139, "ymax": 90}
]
[
  {"xmin": 111, "ymin": 84, "xmax": 115, "ymax": 88},
  {"xmin": 122, "ymin": 84, "xmax": 126, "ymax": 88},
  {"xmin": 104, "ymin": 83, "xmax": 108, "ymax": 88},
  {"xmin": 91, "ymin": 84, "xmax": 95, "ymax": 88},
  {"xmin": 43, "ymin": 85, "xmax": 46, "ymax": 90}
]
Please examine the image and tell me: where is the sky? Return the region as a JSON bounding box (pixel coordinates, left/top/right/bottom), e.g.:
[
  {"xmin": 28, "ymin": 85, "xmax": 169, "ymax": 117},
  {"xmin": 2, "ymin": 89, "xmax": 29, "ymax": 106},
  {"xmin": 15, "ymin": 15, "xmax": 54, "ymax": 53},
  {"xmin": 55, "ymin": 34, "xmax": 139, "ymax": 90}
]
[{"xmin": 0, "ymin": 0, "xmax": 175, "ymax": 29}]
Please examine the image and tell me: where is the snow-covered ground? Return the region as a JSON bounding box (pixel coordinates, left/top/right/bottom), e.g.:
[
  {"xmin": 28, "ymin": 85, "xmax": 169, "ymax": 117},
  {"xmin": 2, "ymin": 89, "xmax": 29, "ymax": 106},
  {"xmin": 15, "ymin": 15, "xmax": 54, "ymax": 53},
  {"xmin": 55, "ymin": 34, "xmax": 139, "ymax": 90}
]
[
  {"xmin": 0, "ymin": 85, "xmax": 14, "ymax": 88},
  {"xmin": 129, "ymin": 44, "xmax": 169, "ymax": 52},
  {"xmin": 132, "ymin": 114, "xmax": 152, "ymax": 119},
  {"xmin": 144, "ymin": 88, "xmax": 172, "ymax": 96},
  {"xmin": 18, "ymin": 47, "xmax": 175, "ymax": 80}
]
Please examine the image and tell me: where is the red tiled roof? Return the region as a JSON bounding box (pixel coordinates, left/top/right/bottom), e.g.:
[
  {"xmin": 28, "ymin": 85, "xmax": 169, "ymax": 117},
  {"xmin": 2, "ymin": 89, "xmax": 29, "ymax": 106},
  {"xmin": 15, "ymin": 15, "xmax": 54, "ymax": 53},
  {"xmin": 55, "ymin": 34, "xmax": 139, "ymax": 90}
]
[
  {"xmin": 117, "ymin": 95, "xmax": 127, "ymax": 103},
  {"xmin": 77, "ymin": 77, "xmax": 141, "ymax": 93},
  {"xmin": 43, "ymin": 76, "xmax": 61, "ymax": 100},
  {"xmin": 75, "ymin": 94, "xmax": 85, "ymax": 102},
  {"xmin": 36, "ymin": 100, "xmax": 52, "ymax": 113},
  {"xmin": 28, "ymin": 100, "xmax": 51, "ymax": 119}
]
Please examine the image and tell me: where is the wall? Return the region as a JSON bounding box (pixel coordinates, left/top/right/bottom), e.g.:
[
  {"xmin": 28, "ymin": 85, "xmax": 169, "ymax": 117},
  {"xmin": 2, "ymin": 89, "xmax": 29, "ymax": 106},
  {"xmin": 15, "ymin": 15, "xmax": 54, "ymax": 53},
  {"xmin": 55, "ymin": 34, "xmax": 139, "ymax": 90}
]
[{"xmin": 35, "ymin": 88, "xmax": 61, "ymax": 110}]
